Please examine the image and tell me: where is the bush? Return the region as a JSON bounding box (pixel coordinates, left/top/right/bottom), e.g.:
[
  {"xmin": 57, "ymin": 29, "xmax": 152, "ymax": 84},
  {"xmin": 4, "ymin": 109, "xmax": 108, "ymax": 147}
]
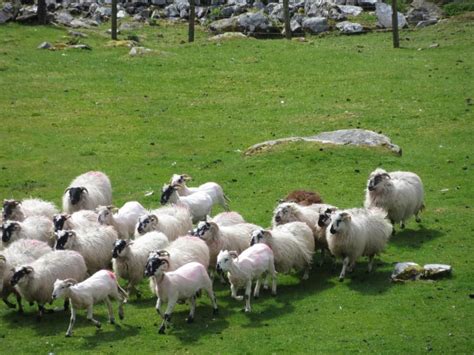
[{"xmin": 443, "ymin": 1, "xmax": 474, "ymax": 16}]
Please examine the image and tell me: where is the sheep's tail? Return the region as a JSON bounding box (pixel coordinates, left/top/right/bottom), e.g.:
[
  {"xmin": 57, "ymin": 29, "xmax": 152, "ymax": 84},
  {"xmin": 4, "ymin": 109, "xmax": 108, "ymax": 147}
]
[
  {"xmin": 420, "ymin": 203, "xmax": 426, "ymax": 212},
  {"xmin": 117, "ymin": 284, "xmax": 129, "ymax": 303}
]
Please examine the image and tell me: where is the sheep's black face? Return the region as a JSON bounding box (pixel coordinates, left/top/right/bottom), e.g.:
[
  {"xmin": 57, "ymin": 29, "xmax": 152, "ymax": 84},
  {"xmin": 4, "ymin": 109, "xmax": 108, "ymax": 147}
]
[
  {"xmin": 145, "ymin": 256, "xmax": 165, "ymax": 277},
  {"xmin": 250, "ymin": 230, "xmax": 264, "ymax": 246},
  {"xmin": 53, "ymin": 215, "xmax": 67, "ymax": 232},
  {"xmin": 1, "ymin": 222, "xmax": 17, "ymax": 243},
  {"xmin": 160, "ymin": 186, "xmax": 175, "ymax": 205},
  {"xmin": 318, "ymin": 210, "xmax": 332, "ymax": 228},
  {"xmin": 368, "ymin": 174, "xmax": 388, "ymax": 191},
  {"xmin": 113, "ymin": 239, "xmax": 127, "ymax": 258},
  {"xmin": 193, "ymin": 222, "xmax": 210, "ymax": 238},
  {"xmin": 10, "ymin": 267, "xmax": 30, "ymax": 286},
  {"xmin": 137, "ymin": 216, "xmax": 151, "ymax": 234},
  {"xmin": 55, "ymin": 231, "xmax": 71, "ymax": 250},
  {"xmin": 68, "ymin": 187, "xmax": 85, "ymax": 205}
]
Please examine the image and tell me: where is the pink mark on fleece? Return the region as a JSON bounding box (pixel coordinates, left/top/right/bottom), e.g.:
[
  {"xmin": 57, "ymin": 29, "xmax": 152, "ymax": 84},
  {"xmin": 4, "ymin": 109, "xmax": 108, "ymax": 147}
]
[
  {"xmin": 88, "ymin": 171, "xmax": 105, "ymax": 178},
  {"xmin": 106, "ymin": 270, "xmax": 116, "ymax": 280}
]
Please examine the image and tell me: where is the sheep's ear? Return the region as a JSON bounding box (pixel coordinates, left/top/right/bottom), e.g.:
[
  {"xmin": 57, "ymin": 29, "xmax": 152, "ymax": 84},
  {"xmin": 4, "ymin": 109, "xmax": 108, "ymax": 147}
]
[
  {"xmin": 64, "ymin": 278, "xmax": 77, "ymax": 286},
  {"xmin": 341, "ymin": 213, "xmax": 351, "ymax": 221},
  {"xmin": 229, "ymin": 251, "xmax": 238, "ymax": 259},
  {"xmin": 25, "ymin": 266, "xmax": 34, "ymax": 274},
  {"xmin": 0, "ymin": 255, "xmax": 6, "ymax": 264},
  {"xmin": 263, "ymin": 230, "xmax": 272, "ymax": 238},
  {"xmin": 382, "ymin": 173, "xmax": 391, "ymax": 179},
  {"xmin": 182, "ymin": 174, "xmax": 192, "ymax": 181},
  {"xmin": 150, "ymin": 214, "xmax": 158, "ymax": 222}
]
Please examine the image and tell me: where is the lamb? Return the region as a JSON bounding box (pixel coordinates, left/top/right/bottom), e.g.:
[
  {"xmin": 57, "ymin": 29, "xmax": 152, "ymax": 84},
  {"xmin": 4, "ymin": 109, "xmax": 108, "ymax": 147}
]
[
  {"xmin": 1, "ymin": 216, "xmax": 54, "ymax": 247},
  {"xmin": 326, "ymin": 208, "xmax": 392, "ymax": 281},
  {"xmin": 62, "ymin": 171, "xmax": 112, "ymax": 214},
  {"xmin": 144, "ymin": 257, "xmax": 218, "ymax": 334},
  {"xmin": 10, "ymin": 250, "xmax": 87, "ymax": 318},
  {"xmin": 216, "ymin": 243, "xmax": 277, "ymax": 312},
  {"xmin": 160, "ymin": 184, "xmax": 213, "ymax": 223},
  {"xmin": 98, "ymin": 201, "xmax": 147, "ymax": 239},
  {"xmin": 0, "ymin": 239, "xmax": 52, "ymax": 312},
  {"xmin": 281, "ymin": 190, "xmax": 323, "ymax": 206},
  {"xmin": 135, "ymin": 205, "xmax": 192, "ymax": 241},
  {"xmin": 52, "ymin": 270, "xmax": 128, "ymax": 337},
  {"xmin": 250, "ymin": 222, "xmax": 315, "ymax": 279},
  {"xmin": 364, "ymin": 168, "xmax": 425, "ymax": 229},
  {"xmin": 54, "ymin": 226, "xmax": 117, "ymax": 274},
  {"xmin": 2, "ymin": 198, "xmax": 58, "ymax": 222},
  {"xmin": 112, "ymin": 231, "xmax": 169, "ymax": 296},
  {"xmin": 170, "ymin": 173, "xmax": 230, "ymax": 211},
  {"xmin": 53, "ymin": 210, "xmax": 100, "ymax": 232}
]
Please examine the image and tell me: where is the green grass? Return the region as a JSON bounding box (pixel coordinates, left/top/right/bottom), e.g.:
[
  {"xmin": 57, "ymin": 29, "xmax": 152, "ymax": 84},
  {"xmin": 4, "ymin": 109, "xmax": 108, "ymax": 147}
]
[{"xmin": 0, "ymin": 16, "xmax": 473, "ymax": 353}]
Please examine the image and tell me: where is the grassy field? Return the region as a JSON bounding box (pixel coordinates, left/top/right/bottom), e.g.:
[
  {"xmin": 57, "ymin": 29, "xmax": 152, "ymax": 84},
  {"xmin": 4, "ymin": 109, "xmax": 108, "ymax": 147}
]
[{"xmin": 0, "ymin": 14, "xmax": 473, "ymax": 353}]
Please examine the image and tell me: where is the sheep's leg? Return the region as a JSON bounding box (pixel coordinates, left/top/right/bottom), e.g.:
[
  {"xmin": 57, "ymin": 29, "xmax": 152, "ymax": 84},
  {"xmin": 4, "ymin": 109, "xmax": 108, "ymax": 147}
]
[
  {"xmin": 339, "ymin": 257, "xmax": 350, "ymax": 281},
  {"xmin": 86, "ymin": 305, "xmax": 101, "ymax": 328},
  {"xmin": 118, "ymin": 297, "xmax": 125, "ymax": 321},
  {"xmin": 3, "ymin": 297, "xmax": 16, "ymax": 309},
  {"xmin": 105, "ymin": 297, "xmax": 115, "ymax": 324},
  {"xmin": 400, "ymin": 221, "xmax": 405, "ymax": 229},
  {"xmin": 186, "ymin": 296, "xmax": 196, "ymax": 323},
  {"xmin": 65, "ymin": 304, "xmax": 76, "ymax": 337},
  {"xmin": 159, "ymin": 298, "xmax": 177, "ymax": 334},
  {"xmin": 318, "ymin": 248, "xmax": 325, "ymax": 267},
  {"xmin": 15, "ymin": 293, "xmax": 24, "ymax": 313},
  {"xmin": 303, "ymin": 261, "xmax": 311, "ymax": 280},
  {"xmin": 253, "ymin": 277, "xmax": 262, "ymax": 299},
  {"xmin": 231, "ymin": 284, "xmax": 243, "ymax": 301},
  {"xmin": 155, "ymin": 297, "xmax": 162, "ymax": 317},
  {"xmin": 205, "ymin": 288, "xmax": 218, "ymax": 315},
  {"xmin": 367, "ymin": 255, "xmax": 375, "ymax": 273},
  {"xmin": 244, "ymin": 280, "xmax": 252, "ymax": 313},
  {"xmin": 37, "ymin": 304, "xmax": 45, "ymax": 321},
  {"xmin": 269, "ymin": 263, "xmax": 277, "ymax": 296}
]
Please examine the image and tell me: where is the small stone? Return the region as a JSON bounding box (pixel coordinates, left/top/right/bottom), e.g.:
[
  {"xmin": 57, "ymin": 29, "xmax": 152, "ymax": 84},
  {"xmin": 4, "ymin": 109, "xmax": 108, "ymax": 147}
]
[
  {"xmin": 429, "ymin": 43, "xmax": 439, "ymax": 48},
  {"xmin": 38, "ymin": 42, "xmax": 53, "ymax": 50}
]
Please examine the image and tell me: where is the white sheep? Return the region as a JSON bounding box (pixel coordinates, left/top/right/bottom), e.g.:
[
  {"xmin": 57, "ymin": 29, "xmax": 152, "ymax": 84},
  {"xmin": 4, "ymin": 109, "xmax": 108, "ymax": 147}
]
[
  {"xmin": 52, "ymin": 269, "xmax": 128, "ymax": 337},
  {"xmin": 62, "ymin": 171, "xmax": 112, "ymax": 214},
  {"xmin": 160, "ymin": 184, "xmax": 213, "ymax": 224},
  {"xmin": 53, "ymin": 210, "xmax": 101, "ymax": 232},
  {"xmin": 112, "ymin": 231, "xmax": 169, "ymax": 296},
  {"xmin": 210, "ymin": 211, "xmax": 246, "ymax": 226},
  {"xmin": 364, "ymin": 168, "xmax": 425, "ymax": 229},
  {"xmin": 2, "ymin": 198, "xmax": 59, "ymax": 222},
  {"xmin": 54, "ymin": 226, "xmax": 117, "ymax": 274},
  {"xmin": 10, "ymin": 249, "xmax": 87, "ymax": 318},
  {"xmin": 1, "ymin": 216, "xmax": 54, "ymax": 247},
  {"xmin": 146, "ymin": 235, "xmax": 210, "ymax": 297},
  {"xmin": 326, "ymin": 208, "xmax": 392, "ymax": 281},
  {"xmin": 0, "ymin": 239, "xmax": 52, "ymax": 312},
  {"xmin": 144, "ymin": 257, "xmax": 218, "ymax": 334},
  {"xmin": 135, "ymin": 205, "xmax": 193, "ymax": 241},
  {"xmin": 98, "ymin": 201, "xmax": 147, "ymax": 239},
  {"xmin": 217, "ymin": 243, "xmax": 277, "ymax": 312},
  {"xmin": 170, "ymin": 173, "xmax": 230, "ymax": 211},
  {"xmin": 250, "ymin": 222, "xmax": 315, "ymax": 279}
]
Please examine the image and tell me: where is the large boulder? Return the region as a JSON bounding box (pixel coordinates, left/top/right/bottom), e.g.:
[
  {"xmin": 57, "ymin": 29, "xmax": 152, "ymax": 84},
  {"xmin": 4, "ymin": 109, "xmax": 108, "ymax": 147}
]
[
  {"xmin": 406, "ymin": 0, "xmax": 442, "ymax": 25},
  {"xmin": 336, "ymin": 20, "xmax": 364, "ymax": 34},
  {"xmin": 305, "ymin": 0, "xmax": 345, "ymax": 20},
  {"xmin": 0, "ymin": 10, "xmax": 12, "ymax": 24},
  {"xmin": 55, "ymin": 10, "xmax": 74, "ymax": 25},
  {"xmin": 237, "ymin": 11, "xmax": 280, "ymax": 37},
  {"xmin": 337, "ymin": 4, "xmax": 363, "ymax": 16},
  {"xmin": 302, "ymin": 16, "xmax": 328, "ymax": 33},
  {"xmin": 376, "ymin": 2, "xmax": 407, "ymax": 28},
  {"xmin": 209, "ymin": 17, "xmax": 238, "ymax": 32}
]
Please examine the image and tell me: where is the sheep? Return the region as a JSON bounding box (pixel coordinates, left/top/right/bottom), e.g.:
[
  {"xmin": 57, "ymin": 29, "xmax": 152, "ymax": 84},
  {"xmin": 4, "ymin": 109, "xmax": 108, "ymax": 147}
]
[
  {"xmin": 170, "ymin": 173, "xmax": 230, "ymax": 211},
  {"xmin": 62, "ymin": 171, "xmax": 112, "ymax": 214},
  {"xmin": 281, "ymin": 190, "xmax": 323, "ymax": 206},
  {"xmin": 112, "ymin": 231, "xmax": 169, "ymax": 297},
  {"xmin": 326, "ymin": 208, "xmax": 392, "ymax": 281},
  {"xmin": 2, "ymin": 198, "xmax": 58, "ymax": 222},
  {"xmin": 0, "ymin": 239, "xmax": 52, "ymax": 312},
  {"xmin": 250, "ymin": 222, "xmax": 315, "ymax": 279},
  {"xmin": 52, "ymin": 270, "xmax": 128, "ymax": 337},
  {"xmin": 98, "ymin": 201, "xmax": 147, "ymax": 239},
  {"xmin": 146, "ymin": 235, "xmax": 210, "ymax": 297},
  {"xmin": 54, "ymin": 226, "xmax": 117, "ymax": 274},
  {"xmin": 364, "ymin": 168, "xmax": 425, "ymax": 230},
  {"xmin": 161, "ymin": 184, "xmax": 213, "ymax": 224},
  {"xmin": 53, "ymin": 210, "xmax": 100, "ymax": 232},
  {"xmin": 135, "ymin": 205, "xmax": 193, "ymax": 241},
  {"xmin": 10, "ymin": 249, "xmax": 87, "ymax": 319},
  {"xmin": 216, "ymin": 243, "xmax": 277, "ymax": 312},
  {"xmin": 210, "ymin": 211, "xmax": 246, "ymax": 226},
  {"xmin": 145, "ymin": 257, "xmax": 218, "ymax": 334},
  {"xmin": 1, "ymin": 216, "xmax": 54, "ymax": 248}
]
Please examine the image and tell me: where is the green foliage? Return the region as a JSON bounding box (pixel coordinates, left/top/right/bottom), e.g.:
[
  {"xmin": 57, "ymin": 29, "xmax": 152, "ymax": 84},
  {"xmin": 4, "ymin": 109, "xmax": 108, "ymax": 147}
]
[
  {"xmin": 0, "ymin": 18, "xmax": 472, "ymax": 353},
  {"xmin": 443, "ymin": 1, "xmax": 474, "ymax": 16}
]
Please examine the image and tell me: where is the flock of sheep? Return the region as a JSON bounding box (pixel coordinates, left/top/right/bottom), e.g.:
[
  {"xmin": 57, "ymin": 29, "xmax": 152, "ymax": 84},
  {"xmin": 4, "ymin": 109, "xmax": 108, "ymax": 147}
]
[{"xmin": 0, "ymin": 168, "xmax": 424, "ymax": 335}]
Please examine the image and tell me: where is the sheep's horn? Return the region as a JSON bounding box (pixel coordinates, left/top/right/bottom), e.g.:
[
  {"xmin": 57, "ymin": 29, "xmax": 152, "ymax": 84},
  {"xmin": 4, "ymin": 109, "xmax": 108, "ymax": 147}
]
[
  {"xmin": 182, "ymin": 174, "xmax": 192, "ymax": 181},
  {"xmin": 229, "ymin": 251, "xmax": 238, "ymax": 259},
  {"xmin": 81, "ymin": 187, "xmax": 89, "ymax": 193},
  {"xmin": 157, "ymin": 250, "xmax": 170, "ymax": 257},
  {"xmin": 63, "ymin": 278, "xmax": 78, "ymax": 285},
  {"xmin": 0, "ymin": 255, "xmax": 6, "ymax": 262},
  {"xmin": 64, "ymin": 187, "xmax": 71, "ymax": 193}
]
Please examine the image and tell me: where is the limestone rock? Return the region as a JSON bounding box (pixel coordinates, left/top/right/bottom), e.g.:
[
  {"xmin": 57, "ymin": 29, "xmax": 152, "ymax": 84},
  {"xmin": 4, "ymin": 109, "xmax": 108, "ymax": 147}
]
[
  {"xmin": 376, "ymin": 2, "xmax": 407, "ymax": 29},
  {"xmin": 336, "ymin": 20, "xmax": 364, "ymax": 34}
]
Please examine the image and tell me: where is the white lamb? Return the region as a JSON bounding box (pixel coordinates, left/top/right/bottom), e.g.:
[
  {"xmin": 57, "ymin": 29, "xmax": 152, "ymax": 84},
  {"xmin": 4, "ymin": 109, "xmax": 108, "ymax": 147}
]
[
  {"xmin": 364, "ymin": 168, "xmax": 425, "ymax": 229},
  {"xmin": 250, "ymin": 222, "xmax": 315, "ymax": 279},
  {"xmin": 54, "ymin": 226, "xmax": 117, "ymax": 274},
  {"xmin": 112, "ymin": 231, "xmax": 169, "ymax": 296},
  {"xmin": 1, "ymin": 216, "xmax": 54, "ymax": 247},
  {"xmin": 62, "ymin": 171, "xmax": 112, "ymax": 213},
  {"xmin": 160, "ymin": 184, "xmax": 213, "ymax": 224},
  {"xmin": 2, "ymin": 198, "xmax": 58, "ymax": 222},
  {"xmin": 10, "ymin": 250, "xmax": 87, "ymax": 318},
  {"xmin": 53, "ymin": 210, "xmax": 100, "ymax": 232},
  {"xmin": 98, "ymin": 201, "xmax": 147, "ymax": 239},
  {"xmin": 326, "ymin": 208, "xmax": 392, "ymax": 281},
  {"xmin": 135, "ymin": 205, "xmax": 193, "ymax": 241},
  {"xmin": 52, "ymin": 269, "xmax": 128, "ymax": 337},
  {"xmin": 217, "ymin": 243, "xmax": 277, "ymax": 312},
  {"xmin": 170, "ymin": 173, "xmax": 230, "ymax": 211},
  {"xmin": 0, "ymin": 239, "xmax": 52, "ymax": 312}
]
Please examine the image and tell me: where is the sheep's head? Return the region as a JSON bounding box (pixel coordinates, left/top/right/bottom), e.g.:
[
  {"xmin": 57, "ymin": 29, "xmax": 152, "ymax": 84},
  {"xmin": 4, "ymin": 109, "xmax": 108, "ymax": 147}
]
[
  {"xmin": 160, "ymin": 184, "xmax": 176, "ymax": 205},
  {"xmin": 54, "ymin": 230, "xmax": 76, "ymax": 250},
  {"xmin": 318, "ymin": 208, "xmax": 336, "ymax": 228},
  {"xmin": 144, "ymin": 250, "xmax": 170, "ymax": 277},
  {"xmin": 216, "ymin": 250, "xmax": 238, "ymax": 272},
  {"xmin": 52, "ymin": 278, "xmax": 77, "ymax": 300},
  {"xmin": 250, "ymin": 229, "xmax": 269, "ymax": 246},
  {"xmin": 329, "ymin": 212, "xmax": 351, "ymax": 234},
  {"xmin": 10, "ymin": 266, "xmax": 34, "ymax": 287},
  {"xmin": 1, "ymin": 221, "xmax": 20, "ymax": 243},
  {"xmin": 65, "ymin": 187, "xmax": 88, "ymax": 205},
  {"xmin": 53, "ymin": 213, "xmax": 70, "ymax": 232},
  {"xmin": 192, "ymin": 221, "xmax": 217, "ymax": 242},
  {"xmin": 273, "ymin": 203, "xmax": 297, "ymax": 225},
  {"xmin": 170, "ymin": 174, "xmax": 192, "ymax": 187},
  {"xmin": 2, "ymin": 200, "xmax": 20, "ymax": 221},
  {"xmin": 367, "ymin": 169, "xmax": 391, "ymax": 192},
  {"xmin": 97, "ymin": 205, "xmax": 116, "ymax": 225},
  {"xmin": 112, "ymin": 239, "xmax": 129, "ymax": 258},
  {"xmin": 137, "ymin": 214, "xmax": 158, "ymax": 235}
]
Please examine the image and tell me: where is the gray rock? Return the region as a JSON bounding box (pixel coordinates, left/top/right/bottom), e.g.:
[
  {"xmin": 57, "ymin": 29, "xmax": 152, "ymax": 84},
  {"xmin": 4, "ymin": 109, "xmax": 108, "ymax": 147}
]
[
  {"xmin": 129, "ymin": 46, "xmax": 152, "ymax": 56},
  {"xmin": 290, "ymin": 13, "xmax": 304, "ymax": 32},
  {"xmin": 37, "ymin": 41, "xmax": 53, "ymax": 49},
  {"xmin": 175, "ymin": 0, "xmax": 189, "ymax": 12},
  {"xmin": 164, "ymin": 4, "xmax": 179, "ymax": 17},
  {"xmin": 415, "ymin": 18, "xmax": 438, "ymax": 28},
  {"xmin": 68, "ymin": 30, "xmax": 88, "ymax": 37},
  {"xmin": 253, "ymin": 1, "xmax": 266, "ymax": 10},
  {"xmin": 337, "ymin": 4, "xmax": 363, "ymax": 16},
  {"xmin": 119, "ymin": 22, "xmax": 141, "ymax": 31},
  {"xmin": 336, "ymin": 20, "xmax": 364, "ymax": 34},
  {"xmin": 305, "ymin": 0, "xmax": 345, "ymax": 20},
  {"xmin": 237, "ymin": 11, "xmax": 280, "ymax": 37},
  {"xmin": 151, "ymin": 0, "xmax": 167, "ymax": 5},
  {"xmin": 55, "ymin": 10, "xmax": 74, "ymax": 25},
  {"xmin": 69, "ymin": 44, "xmax": 92, "ymax": 50},
  {"xmin": 245, "ymin": 129, "xmax": 402, "ymax": 156},
  {"xmin": 391, "ymin": 262, "xmax": 424, "ymax": 282},
  {"xmin": 302, "ymin": 16, "xmax": 328, "ymax": 34},
  {"xmin": 406, "ymin": 0, "xmax": 442, "ymax": 25},
  {"xmin": 195, "ymin": 6, "xmax": 208, "ymax": 18},
  {"xmin": 117, "ymin": 9, "xmax": 127, "ymax": 18},
  {"xmin": 423, "ymin": 264, "xmax": 452, "ymax": 279},
  {"xmin": 208, "ymin": 31, "xmax": 248, "ymax": 41},
  {"xmin": 70, "ymin": 18, "xmax": 91, "ymax": 28},
  {"xmin": 209, "ymin": 17, "xmax": 238, "ymax": 32},
  {"xmin": 179, "ymin": 8, "xmax": 188, "ymax": 18},
  {"xmin": 95, "ymin": 6, "xmax": 112, "ymax": 18},
  {"xmin": 0, "ymin": 10, "xmax": 12, "ymax": 24},
  {"xmin": 221, "ymin": 6, "xmax": 236, "ymax": 18},
  {"xmin": 376, "ymin": 2, "xmax": 407, "ymax": 29},
  {"xmin": 358, "ymin": 0, "xmax": 377, "ymax": 10}
]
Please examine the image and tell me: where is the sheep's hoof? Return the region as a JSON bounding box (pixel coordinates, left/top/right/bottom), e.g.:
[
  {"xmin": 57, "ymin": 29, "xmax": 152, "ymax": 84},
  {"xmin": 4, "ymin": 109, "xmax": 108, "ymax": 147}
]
[
  {"xmin": 65, "ymin": 332, "xmax": 72, "ymax": 338},
  {"xmin": 186, "ymin": 316, "xmax": 194, "ymax": 324},
  {"xmin": 158, "ymin": 326, "xmax": 166, "ymax": 334},
  {"xmin": 95, "ymin": 322, "xmax": 102, "ymax": 329},
  {"xmin": 109, "ymin": 318, "xmax": 116, "ymax": 325},
  {"xmin": 339, "ymin": 277, "xmax": 344, "ymax": 282},
  {"xmin": 119, "ymin": 313, "xmax": 124, "ymax": 321},
  {"xmin": 253, "ymin": 294, "xmax": 259, "ymax": 299},
  {"xmin": 416, "ymin": 217, "xmax": 421, "ymax": 223},
  {"xmin": 271, "ymin": 292, "xmax": 277, "ymax": 297},
  {"xmin": 213, "ymin": 308, "xmax": 218, "ymax": 316},
  {"xmin": 244, "ymin": 308, "xmax": 251, "ymax": 313},
  {"xmin": 400, "ymin": 223, "xmax": 405, "ymax": 229}
]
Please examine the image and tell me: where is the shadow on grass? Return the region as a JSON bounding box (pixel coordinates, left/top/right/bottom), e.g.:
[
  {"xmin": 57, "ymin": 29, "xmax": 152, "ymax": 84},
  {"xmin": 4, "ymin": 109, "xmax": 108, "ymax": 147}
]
[{"xmin": 390, "ymin": 226, "xmax": 445, "ymax": 249}]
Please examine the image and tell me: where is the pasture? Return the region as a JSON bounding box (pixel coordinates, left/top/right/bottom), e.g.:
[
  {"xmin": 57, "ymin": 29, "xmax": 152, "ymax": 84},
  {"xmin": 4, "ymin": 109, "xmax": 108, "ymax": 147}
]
[{"xmin": 0, "ymin": 15, "xmax": 473, "ymax": 353}]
